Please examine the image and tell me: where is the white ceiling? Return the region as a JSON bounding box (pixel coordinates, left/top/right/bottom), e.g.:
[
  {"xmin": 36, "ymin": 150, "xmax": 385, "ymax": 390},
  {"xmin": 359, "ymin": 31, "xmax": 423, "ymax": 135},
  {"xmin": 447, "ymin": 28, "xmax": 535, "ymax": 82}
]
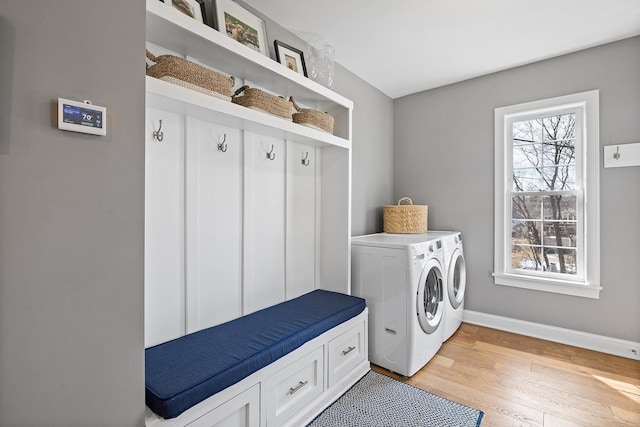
[{"xmin": 243, "ymin": 0, "xmax": 640, "ymax": 99}]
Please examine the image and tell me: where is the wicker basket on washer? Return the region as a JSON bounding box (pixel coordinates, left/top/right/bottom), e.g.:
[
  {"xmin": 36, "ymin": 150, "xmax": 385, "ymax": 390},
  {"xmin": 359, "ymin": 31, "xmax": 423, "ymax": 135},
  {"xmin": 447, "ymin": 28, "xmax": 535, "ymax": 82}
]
[
  {"xmin": 232, "ymin": 85, "xmax": 293, "ymax": 120},
  {"xmin": 383, "ymin": 197, "xmax": 428, "ymax": 234},
  {"xmin": 289, "ymin": 97, "xmax": 335, "ymax": 134},
  {"xmin": 145, "ymin": 50, "xmax": 235, "ymax": 101}
]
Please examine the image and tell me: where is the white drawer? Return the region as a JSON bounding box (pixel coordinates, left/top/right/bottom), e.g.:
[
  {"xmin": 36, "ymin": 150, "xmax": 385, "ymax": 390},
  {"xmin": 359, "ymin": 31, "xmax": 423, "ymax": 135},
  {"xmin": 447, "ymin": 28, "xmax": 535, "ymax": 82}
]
[
  {"xmin": 327, "ymin": 320, "xmax": 366, "ymax": 388},
  {"xmin": 264, "ymin": 346, "xmax": 324, "ymax": 426},
  {"xmin": 186, "ymin": 384, "xmax": 260, "ymax": 427}
]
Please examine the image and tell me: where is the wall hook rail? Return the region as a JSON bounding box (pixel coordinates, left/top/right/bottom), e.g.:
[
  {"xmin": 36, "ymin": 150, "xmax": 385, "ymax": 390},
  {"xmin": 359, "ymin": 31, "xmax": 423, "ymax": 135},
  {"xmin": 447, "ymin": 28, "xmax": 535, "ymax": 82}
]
[
  {"xmin": 266, "ymin": 145, "xmax": 276, "ymax": 160},
  {"xmin": 302, "ymin": 152, "xmax": 310, "ymax": 166},
  {"xmin": 218, "ymin": 134, "xmax": 228, "ymax": 152},
  {"xmin": 152, "ymin": 120, "xmax": 164, "ymax": 142},
  {"xmin": 604, "ymin": 142, "xmax": 640, "ymax": 168}
]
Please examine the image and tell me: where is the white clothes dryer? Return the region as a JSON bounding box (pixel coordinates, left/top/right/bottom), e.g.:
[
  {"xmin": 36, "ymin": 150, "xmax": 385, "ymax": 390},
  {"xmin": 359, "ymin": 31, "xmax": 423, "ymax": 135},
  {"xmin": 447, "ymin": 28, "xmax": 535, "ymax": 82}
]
[
  {"xmin": 351, "ymin": 233, "xmax": 446, "ymax": 377},
  {"xmin": 424, "ymin": 231, "xmax": 466, "ymax": 341}
]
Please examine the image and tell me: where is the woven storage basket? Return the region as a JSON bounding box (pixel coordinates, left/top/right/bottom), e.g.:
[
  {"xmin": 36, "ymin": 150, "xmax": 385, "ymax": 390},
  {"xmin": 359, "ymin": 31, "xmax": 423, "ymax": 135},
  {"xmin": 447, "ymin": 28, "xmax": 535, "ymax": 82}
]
[
  {"xmin": 383, "ymin": 197, "xmax": 428, "ymax": 234},
  {"xmin": 145, "ymin": 49, "xmax": 235, "ymax": 101},
  {"xmin": 289, "ymin": 97, "xmax": 335, "ymax": 134},
  {"xmin": 232, "ymin": 85, "xmax": 293, "ymax": 120}
]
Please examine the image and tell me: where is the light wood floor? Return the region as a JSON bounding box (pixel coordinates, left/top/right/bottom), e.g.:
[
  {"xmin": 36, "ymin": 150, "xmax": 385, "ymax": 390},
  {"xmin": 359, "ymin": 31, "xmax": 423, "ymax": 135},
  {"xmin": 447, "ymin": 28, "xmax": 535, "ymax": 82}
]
[{"xmin": 371, "ymin": 323, "xmax": 640, "ymax": 426}]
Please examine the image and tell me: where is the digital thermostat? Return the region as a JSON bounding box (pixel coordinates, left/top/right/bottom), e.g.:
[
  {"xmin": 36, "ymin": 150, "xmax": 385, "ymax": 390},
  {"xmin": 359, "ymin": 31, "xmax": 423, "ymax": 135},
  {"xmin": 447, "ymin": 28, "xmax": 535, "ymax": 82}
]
[{"xmin": 58, "ymin": 98, "xmax": 106, "ymax": 136}]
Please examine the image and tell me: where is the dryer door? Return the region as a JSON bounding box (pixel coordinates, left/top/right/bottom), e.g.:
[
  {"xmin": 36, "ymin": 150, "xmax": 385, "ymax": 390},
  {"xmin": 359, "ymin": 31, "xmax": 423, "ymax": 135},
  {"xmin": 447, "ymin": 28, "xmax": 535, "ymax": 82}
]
[
  {"xmin": 416, "ymin": 259, "xmax": 444, "ymax": 334},
  {"xmin": 448, "ymin": 248, "xmax": 466, "ymax": 309}
]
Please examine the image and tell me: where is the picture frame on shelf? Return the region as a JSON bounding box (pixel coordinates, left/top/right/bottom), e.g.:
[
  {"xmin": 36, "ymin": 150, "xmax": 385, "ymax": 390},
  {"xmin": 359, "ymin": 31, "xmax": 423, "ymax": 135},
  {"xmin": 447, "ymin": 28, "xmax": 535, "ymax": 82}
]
[
  {"xmin": 169, "ymin": 0, "xmax": 207, "ymax": 24},
  {"xmin": 274, "ymin": 40, "xmax": 308, "ymax": 77},
  {"xmin": 212, "ymin": 0, "xmax": 268, "ymax": 56}
]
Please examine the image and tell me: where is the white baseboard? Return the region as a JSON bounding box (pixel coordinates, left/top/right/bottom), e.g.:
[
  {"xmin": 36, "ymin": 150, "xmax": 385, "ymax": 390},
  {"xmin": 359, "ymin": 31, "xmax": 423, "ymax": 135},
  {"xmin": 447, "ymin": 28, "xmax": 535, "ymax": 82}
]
[{"xmin": 463, "ymin": 310, "xmax": 640, "ymax": 361}]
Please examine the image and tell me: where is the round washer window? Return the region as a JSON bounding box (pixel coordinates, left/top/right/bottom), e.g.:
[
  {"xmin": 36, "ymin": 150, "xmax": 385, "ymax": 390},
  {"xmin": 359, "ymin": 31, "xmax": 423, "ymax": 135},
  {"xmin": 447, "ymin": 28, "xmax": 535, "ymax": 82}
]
[
  {"xmin": 448, "ymin": 250, "xmax": 466, "ymax": 309},
  {"xmin": 416, "ymin": 261, "xmax": 444, "ymax": 334}
]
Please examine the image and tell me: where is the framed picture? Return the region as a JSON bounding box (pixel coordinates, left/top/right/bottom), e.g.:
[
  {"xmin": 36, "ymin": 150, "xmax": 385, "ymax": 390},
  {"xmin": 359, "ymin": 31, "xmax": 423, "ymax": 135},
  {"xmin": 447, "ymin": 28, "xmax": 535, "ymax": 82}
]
[
  {"xmin": 170, "ymin": 0, "xmax": 207, "ymax": 24},
  {"xmin": 274, "ymin": 40, "xmax": 307, "ymax": 77},
  {"xmin": 213, "ymin": 0, "xmax": 268, "ymax": 56}
]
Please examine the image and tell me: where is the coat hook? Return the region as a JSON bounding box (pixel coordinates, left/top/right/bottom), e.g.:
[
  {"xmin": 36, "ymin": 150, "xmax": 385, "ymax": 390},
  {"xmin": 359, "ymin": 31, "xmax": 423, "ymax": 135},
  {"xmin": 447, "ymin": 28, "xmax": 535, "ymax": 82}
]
[
  {"xmin": 266, "ymin": 145, "xmax": 276, "ymax": 160},
  {"xmin": 152, "ymin": 120, "xmax": 164, "ymax": 142},
  {"xmin": 218, "ymin": 134, "xmax": 228, "ymax": 152},
  {"xmin": 613, "ymin": 146, "xmax": 621, "ymax": 160},
  {"xmin": 302, "ymin": 152, "xmax": 310, "ymax": 166}
]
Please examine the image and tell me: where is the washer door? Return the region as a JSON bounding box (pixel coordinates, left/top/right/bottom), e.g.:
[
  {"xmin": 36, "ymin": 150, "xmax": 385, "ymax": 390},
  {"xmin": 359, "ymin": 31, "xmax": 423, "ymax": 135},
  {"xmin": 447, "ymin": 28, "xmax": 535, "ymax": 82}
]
[
  {"xmin": 416, "ymin": 259, "xmax": 444, "ymax": 334},
  {"xmin": 447, "ymin": 248, "xmax": 466, "ymax": 309}
]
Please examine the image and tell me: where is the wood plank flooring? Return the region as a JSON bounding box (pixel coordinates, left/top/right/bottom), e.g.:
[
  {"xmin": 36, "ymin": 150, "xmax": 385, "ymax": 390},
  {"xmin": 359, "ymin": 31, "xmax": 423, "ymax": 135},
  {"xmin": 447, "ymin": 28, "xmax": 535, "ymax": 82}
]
[{"xmin": 371, "ymin": 323, "xmax": 640, "ymax": 426}]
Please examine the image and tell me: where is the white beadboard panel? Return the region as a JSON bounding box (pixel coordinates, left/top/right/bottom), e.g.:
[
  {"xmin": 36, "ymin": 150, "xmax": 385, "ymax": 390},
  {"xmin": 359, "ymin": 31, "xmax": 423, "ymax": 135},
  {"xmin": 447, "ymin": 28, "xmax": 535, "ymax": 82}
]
[
  {"xmin": 144, "ymin": 107, "xmax": 186, "ymax": 347},
  {"xmin": 185, "ymin": 119, "xmax": 243, "ymax": 332},
  {"xmin": 319, "ymin": 146, "xmax": 351, "ymax": 294},
  {"xmin": 286, "ymin": 142, "xmax": 318, "ymax": 300},
  {"xmin": 243, "ymin": 131, "xmax": 286, "ymax": 314}
]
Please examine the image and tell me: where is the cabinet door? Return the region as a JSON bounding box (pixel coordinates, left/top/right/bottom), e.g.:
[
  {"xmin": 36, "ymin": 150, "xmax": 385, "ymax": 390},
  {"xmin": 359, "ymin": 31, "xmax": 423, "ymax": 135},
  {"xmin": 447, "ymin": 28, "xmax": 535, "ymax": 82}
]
[
  {"xmin": 327, "ymin": 320, "xmax": 366, "ymax": 388},
  {"xmin": 243, "ymin": 132, "xmax": 286, "ymax": 314},
  {"xmin": 186, "ymin": 384, "xmax": 260, "ymax": 427},
  {"xmin": 185, "ymin": 120, "xmax": 243, "ymax": 332},
  {"xmin": 264, "ymin": 346, "xmax": 324, "ymax": 426},
  {"xmin": 286, "ymin": 143, "xmax": 318, "ymax": 299},
  {"xmin": 145, "ymin": 107, "xmax": 185, "ymax": 347}
]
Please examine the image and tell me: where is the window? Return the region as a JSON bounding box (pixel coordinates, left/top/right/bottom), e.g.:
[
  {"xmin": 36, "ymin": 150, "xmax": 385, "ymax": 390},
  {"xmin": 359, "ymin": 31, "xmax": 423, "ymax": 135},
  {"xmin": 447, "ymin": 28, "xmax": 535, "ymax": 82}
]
[{"xmin": 493, "ymin": 91, "xmax": 600, "ymax": 298}]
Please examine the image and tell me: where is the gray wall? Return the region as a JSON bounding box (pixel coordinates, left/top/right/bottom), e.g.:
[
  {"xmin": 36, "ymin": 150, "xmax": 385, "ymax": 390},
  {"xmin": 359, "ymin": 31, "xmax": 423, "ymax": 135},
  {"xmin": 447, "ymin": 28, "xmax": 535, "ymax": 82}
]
[
  {"xmin": 334, "ymin": 62, "xmax": 394, "ymax": 235},
  {"xmin": 0, "ymin": 2, "xmax": 145, "ymax": 426},
  {"xmin": 394, "ymin": 36, "xmax": 640, "ymax": 342}
]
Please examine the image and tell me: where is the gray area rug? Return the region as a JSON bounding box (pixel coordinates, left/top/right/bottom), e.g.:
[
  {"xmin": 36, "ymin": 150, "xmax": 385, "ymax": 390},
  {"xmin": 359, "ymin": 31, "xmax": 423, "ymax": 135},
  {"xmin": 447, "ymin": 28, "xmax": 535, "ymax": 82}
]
[{"xmin": 308, "ymin": 370, "xmax": 483, "ymax": 426}]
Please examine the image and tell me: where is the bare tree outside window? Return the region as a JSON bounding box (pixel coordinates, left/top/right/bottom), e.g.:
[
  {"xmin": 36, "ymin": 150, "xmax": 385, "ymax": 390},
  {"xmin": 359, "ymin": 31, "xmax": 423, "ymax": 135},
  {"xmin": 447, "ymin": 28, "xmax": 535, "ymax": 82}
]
[{"xmin": 511, "ymin": 113, "xmax": 578, "ymax": 275}]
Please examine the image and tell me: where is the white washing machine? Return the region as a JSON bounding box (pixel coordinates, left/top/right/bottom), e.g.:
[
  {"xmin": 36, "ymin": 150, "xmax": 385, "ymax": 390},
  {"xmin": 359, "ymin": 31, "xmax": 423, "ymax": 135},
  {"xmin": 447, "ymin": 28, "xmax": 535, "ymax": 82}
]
[
  {"xmin": 424, "ymin": 231, "xmax": 466, "ymax": 341},
  {"xmin": 351, "ymin": 233, "xmax": 445, "ymax": 377}
]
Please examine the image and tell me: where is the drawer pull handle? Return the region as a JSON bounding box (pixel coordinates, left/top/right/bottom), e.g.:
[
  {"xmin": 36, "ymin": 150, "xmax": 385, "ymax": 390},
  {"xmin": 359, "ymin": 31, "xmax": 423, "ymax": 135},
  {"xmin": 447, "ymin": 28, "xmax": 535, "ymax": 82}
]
[
  {"xmin": 288, "ymin": 380, "xmax": 308, "ymax": 395},
  {"xmin": 342, "ymin": 346, "xmax": 356, "ymax": 356},
  {"xmin": 385, "ymin": 328, "xmax": 397, "ymax": 335}
]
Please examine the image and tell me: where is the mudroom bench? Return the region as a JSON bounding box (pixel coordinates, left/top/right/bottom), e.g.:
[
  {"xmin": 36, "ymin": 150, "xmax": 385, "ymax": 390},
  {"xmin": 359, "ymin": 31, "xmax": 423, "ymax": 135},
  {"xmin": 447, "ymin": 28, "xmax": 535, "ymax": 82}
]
[{"xmin": 145, "ymin": 290, "xmax": 370, "ymax": 427}]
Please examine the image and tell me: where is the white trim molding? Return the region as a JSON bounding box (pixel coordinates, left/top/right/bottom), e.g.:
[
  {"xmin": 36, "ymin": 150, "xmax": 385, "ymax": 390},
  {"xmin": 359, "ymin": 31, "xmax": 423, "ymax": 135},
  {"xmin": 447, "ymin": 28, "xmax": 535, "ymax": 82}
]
[
  {"xmin": 463, "ymin": 310, "xmax": 640, "ymax": 361},
  {"xmin": 493, "ymin": 90, "xmax": 601, "ymax": 298},
  {"xmin": 492, "ymin": 273, "xmax": 601, "ymax": 299}
]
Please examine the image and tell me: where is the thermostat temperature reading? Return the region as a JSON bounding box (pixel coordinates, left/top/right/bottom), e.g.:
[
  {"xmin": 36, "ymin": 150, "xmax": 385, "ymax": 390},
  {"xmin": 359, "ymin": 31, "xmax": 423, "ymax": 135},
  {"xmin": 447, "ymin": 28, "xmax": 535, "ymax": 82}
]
[{"xmin": 58, "ymin": 98, "xmax": 106, "ymax": 136}]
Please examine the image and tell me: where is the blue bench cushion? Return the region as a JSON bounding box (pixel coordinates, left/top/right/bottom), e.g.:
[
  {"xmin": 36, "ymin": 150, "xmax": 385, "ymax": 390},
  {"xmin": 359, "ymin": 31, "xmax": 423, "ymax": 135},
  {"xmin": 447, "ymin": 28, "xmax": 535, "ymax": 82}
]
[{"xmin": 145, "ymin": 290, "xmax": 366, "ymax": 419}]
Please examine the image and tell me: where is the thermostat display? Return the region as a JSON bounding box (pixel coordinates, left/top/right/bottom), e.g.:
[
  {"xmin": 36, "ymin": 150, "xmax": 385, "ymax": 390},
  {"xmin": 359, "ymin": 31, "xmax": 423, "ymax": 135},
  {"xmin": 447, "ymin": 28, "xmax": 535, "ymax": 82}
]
[{"xmin": 58, "ymin": 98, "xmax": 106, "ymax": 136}]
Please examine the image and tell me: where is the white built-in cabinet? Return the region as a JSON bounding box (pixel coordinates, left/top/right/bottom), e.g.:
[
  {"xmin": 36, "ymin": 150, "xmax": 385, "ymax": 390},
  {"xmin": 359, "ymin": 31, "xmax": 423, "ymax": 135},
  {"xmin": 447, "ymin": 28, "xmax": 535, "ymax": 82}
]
[
  {"xmin": 144, "ymin": 4, "xmax": 365, "ymax": 425},
  {"xmin": 144, "ymin": 0, "xmax": 353, "ymax": 347}
]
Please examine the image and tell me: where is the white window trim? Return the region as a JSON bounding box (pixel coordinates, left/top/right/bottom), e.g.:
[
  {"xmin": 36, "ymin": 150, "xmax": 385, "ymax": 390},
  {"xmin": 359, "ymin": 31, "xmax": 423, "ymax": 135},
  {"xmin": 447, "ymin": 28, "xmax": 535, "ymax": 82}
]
[{"xmin": 493, "ymin": 90, "xmax": 601, "ymax": 299}]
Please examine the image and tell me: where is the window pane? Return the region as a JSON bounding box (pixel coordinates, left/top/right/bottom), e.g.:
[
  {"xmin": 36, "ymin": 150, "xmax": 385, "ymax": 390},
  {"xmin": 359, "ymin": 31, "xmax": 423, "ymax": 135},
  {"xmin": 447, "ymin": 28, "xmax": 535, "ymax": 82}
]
[
  {"xmin": 513, "ymin": 168, "xmax": 541, "ymax": 191},
  {"xmin": 511, "ymin": 245, "xmax": 577, "ymax": 274},
  {"xmin": 543, "ymin": 139, "xmax": 575, "ymax": 166},
  {"xmin": 541, "ymin": 166, "xmax": 576, "ymax": 190},
  {"xmin": 513, "ymin": 119, "xmax": 542, "ymax": 144},
  {"xmin": 543, "ymin": 222, "xmax": 576, "ymax": 248},
  {"xmin": 511, "ymin": 245, "xmax": 543, "ymax": 271},
  {"xmin": 543, "ymin": 247, "xmax": 577, "ymax": 274},
  {"xmin": 513, "ymin": 144, "xmax": 540, "ymax": 169},
  {"xmin": 543, "ymin": 195, "xmax": 577, "ymax": 221},
  {"xmin": 512, "ymin": 221, "xmax": 541, "ymax": 246},
  {"xmin": 512, "ymin": 195, "xmax": 542, "ymax": 219},
  {"xmin": 542, "ymin": 114, "xmax": 575, "ymax": 141}
]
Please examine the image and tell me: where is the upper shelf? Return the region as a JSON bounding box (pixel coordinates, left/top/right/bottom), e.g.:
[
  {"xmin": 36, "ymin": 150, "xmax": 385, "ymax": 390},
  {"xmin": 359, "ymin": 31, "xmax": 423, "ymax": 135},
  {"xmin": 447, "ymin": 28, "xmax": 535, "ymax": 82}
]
[
  {"xmin": 146, "ymin": 76, "xmax": 350, "ymax": 149},
  {"xmin": 146, "ymin": 0, "xmax": 353, "ymax": 113}
]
